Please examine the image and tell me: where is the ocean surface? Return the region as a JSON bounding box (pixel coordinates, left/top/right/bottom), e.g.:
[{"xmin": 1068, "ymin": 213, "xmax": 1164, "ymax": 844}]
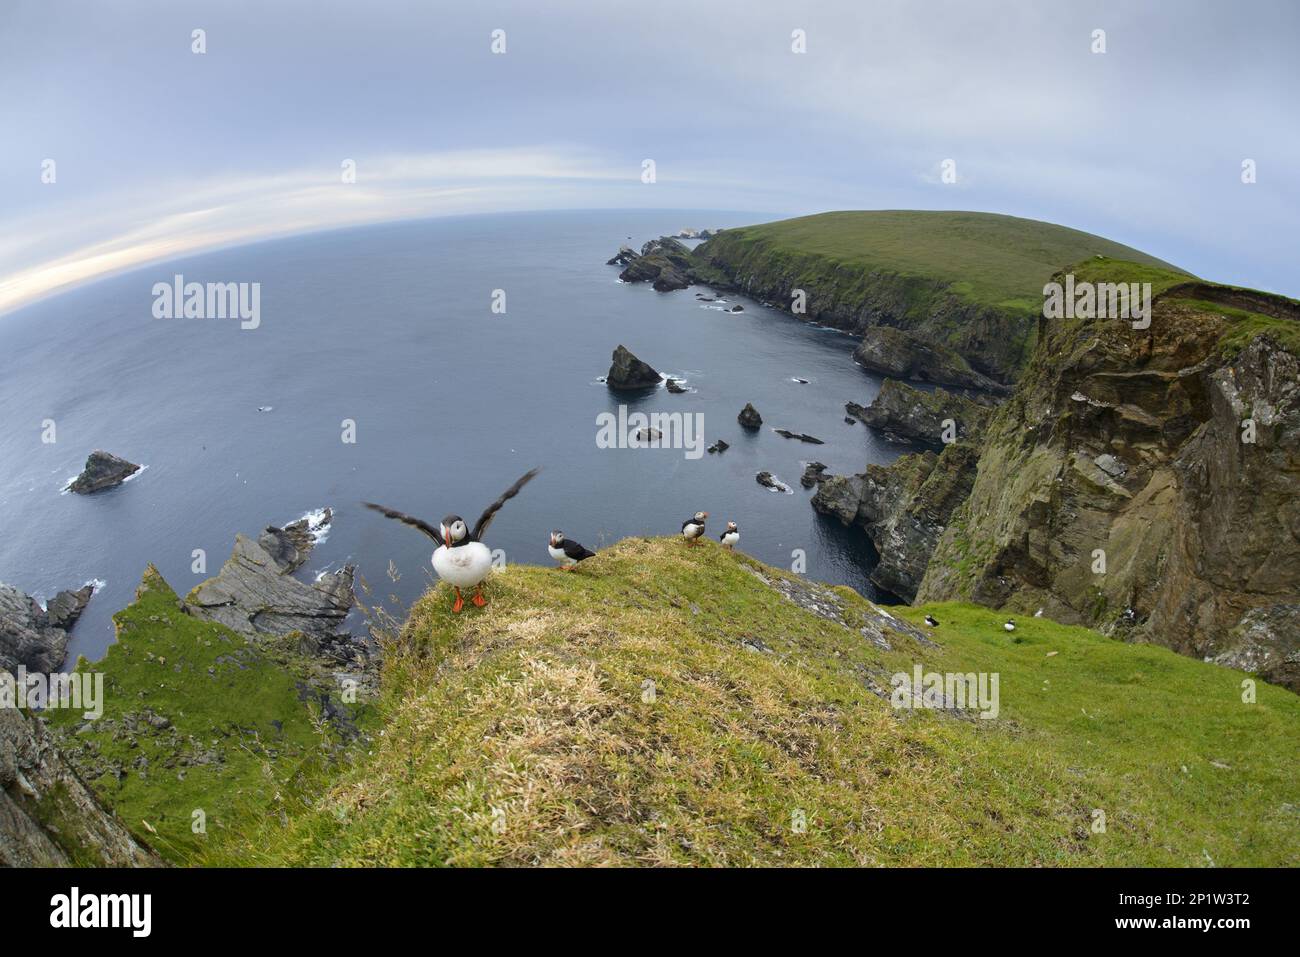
[{"xmin": 0, "ymin": 209, "xmax": 908, "ymax": 663}]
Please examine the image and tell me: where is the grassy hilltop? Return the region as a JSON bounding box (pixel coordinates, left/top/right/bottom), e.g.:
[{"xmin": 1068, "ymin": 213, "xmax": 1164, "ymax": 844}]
[
  {"xmin": 181, "ymin": 538, "xmax": 1297, "ymax": 868},
  {"xmin": 704, "ymin": 210, "xmax": 1187, "ymax": 313},
  {"xmin": 690, "ymin": 211, "xmax": 1190, "ymax": 381}
]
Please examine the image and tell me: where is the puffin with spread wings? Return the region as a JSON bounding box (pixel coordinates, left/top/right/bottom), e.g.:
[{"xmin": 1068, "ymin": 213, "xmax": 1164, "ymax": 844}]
[{"xmin": 364, "ymin": 468, "xmax": 539, "ymax": 613}]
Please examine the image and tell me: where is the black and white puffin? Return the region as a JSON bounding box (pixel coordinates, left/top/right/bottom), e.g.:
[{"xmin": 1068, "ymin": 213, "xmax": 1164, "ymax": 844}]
[
  {"xmin": 548, "ymin": 530, "xmax": 595, "ymax": 570},
  {"xmin": 681, "ymin": 511, "xmax": 708, "ymax": 545},
  {"xmin": 1004, "ymin": 619, "xmax": 1016, "ymax": 633},
  {"xmin": 719, "ymin": 521, "xmax": 739, "ymax": 549},
  {"xmin": 924, "ymin": 614, "xmax": 939, "ymax": 628},
  {"xmin": 363, "ymin": 468, "xmax": 539, "ymax": 614}
]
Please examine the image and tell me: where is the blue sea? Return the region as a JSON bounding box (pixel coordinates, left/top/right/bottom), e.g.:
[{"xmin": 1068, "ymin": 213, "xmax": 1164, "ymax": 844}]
[{"xmin": 0, "ymin": 210, "xmax": 906, "ymax": 663}]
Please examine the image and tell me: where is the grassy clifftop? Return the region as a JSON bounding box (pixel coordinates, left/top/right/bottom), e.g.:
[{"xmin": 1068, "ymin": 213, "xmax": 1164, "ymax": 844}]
[
  {"xmin": 202, "ymin": 538, "xmax": 1298, "ymax": 867},
  {"xmin": 46, "ymin": 567, "xmax": 375, "ymax": 863},
  {"xmin": 706, "ymin": 211, "xmax": 1187, "ymax": 313},
  {"xmin": 692, "ymin": 211, "xmax": 1189, "ymax": 382}
]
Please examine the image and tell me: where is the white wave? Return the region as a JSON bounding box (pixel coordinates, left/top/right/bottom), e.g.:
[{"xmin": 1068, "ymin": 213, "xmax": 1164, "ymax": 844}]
[{"xmin": 293, "ymin": 507, "xmax": 332, "ymax": 544}]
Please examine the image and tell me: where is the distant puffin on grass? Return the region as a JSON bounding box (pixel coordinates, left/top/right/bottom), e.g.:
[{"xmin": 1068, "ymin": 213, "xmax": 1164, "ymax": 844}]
[
  {"xmin": 682, "ymin": 511, "xmax": 708, "ymax": 545},
  {"xmin": 364, "ymin": 468, "xmax": 539, "ymax": 613},
  {"xmin": 924, "ymin": 614, "xmax": 939, "ymax": 628},
  {"xmin": 719, "ymin": 521, "xmax": 739, "ymax": 549},
  {"xmin": 549, "ymin": 530, "xmax": 595, "ymax": 570},
  {"xmin": 1004, "ymin": 619, "xmax": 1016, "ymax": 633}
]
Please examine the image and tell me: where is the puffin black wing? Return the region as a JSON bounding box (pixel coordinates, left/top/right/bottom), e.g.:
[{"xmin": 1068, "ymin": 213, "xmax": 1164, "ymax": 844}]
[
  {"xmin": 363, "ymin": 502, "xmax": 443, "ymax": 543},
  {"xmin": 562, "ymin": 538, "xmax": 596, "ymax": 562},
  {"xmin": 471, "ymin": 467, "xmax": 540, "ymax": 541}
]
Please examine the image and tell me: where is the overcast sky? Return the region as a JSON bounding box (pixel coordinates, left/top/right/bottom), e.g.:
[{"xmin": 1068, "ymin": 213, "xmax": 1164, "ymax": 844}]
[{"xmin": 2, "ymin": 0, "xmax": 1297, "ymax": 313}]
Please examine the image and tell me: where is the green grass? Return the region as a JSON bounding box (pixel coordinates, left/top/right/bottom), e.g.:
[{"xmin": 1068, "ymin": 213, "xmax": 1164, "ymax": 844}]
[
  {"xmin": 710, "ymin": 211, "xmax": 1188, "ymax": 313},
  {"xmin": 198, "ymin": 538, "xmax": 1298, "ymax": 867},
  {"xmin": 903, "ymin": 602, "xmax": 1299, "ymax": 867},
  {"xmin": 1165, "ymin": 299, "xmax": 1300, "ymax": 358},
  {"xmin": 46, "ymin": 566, "xmax": 376, "ymax": 864},
  {"xmin": 1063, "ymin": 256, "xmax": 1193, "ymax": 299}
]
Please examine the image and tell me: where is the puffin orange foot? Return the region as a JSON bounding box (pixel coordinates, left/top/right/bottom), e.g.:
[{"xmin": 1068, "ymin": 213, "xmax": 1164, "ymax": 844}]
[
  {"xmin": 451, "ymin": 588, "xmax": 464, "ymax": 614},
  {"xmin": 471, "ymin": 588, "xmax": 487, "ymax": 608}
]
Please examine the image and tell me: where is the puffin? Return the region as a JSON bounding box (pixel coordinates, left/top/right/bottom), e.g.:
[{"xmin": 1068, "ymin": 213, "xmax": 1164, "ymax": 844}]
[
  {"xmin": 719, "ymin": 521, "xmax": 739, "ymax": 550},
  {"xmin": 549, "ymin": 530, "xmax": 595, "ymax": 570},
  {"xmin": 681, "ymin": 511, "xmax": 708, "ymax": 545},
  {"xmin": 924, "ymin": 614, "xmax": 939, "ymax": 628},
  {"xmin": 363, "ymin": 468, "xmax": 539, "ymax": 613},
  {"xmin": 1004, "ymin": 619, "xmax": 1016, "ymax": 633}
]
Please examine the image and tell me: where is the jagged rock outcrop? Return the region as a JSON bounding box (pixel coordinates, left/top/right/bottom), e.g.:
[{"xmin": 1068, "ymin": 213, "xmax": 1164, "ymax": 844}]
[
  {"xmin": 738, "ymin": 403, "xmax": 763, "ymax": 429},
  {"xmin": 67, "ymin": 450, "xmax": 140, "ymax": 494},
  {"xmin": 773, "ymin": 429, "xmax": 824, "ymax": 444},
  {"xmin": 847, "ymin": 379, "xmax": 993, "ymax": 448},
  {"xmin": 616, "ymin": 237, "xmax": 694, "ymax": 291},
  {"xmin": 187, "ymin": 514, "xmax": 359, "ymax": 662},
  {"xmin": 800, "ymin": 462, "xmax": 828, "ymax": 488},
  {"xmin": 1, "ymin": 707, "xmax": 160, "ymax": 866},
  {"xmin": 0, "ymin": 582, "xmax": 94, "ymax": 674},
  {"xmin": 852, "ymin": 327, "xmax": 1011, "ymax": 395},
  {"xmin": 257, "ymin": 509, "xmax": 331, "ymax": 574},
  {"xmin": 814, "ymin": 443, "xmax": 980, "ymax": 601},
  {"xmin": 605, "ymin": 345, "xmax": 662, "ymax": 391},
  {"xmin": 756, "ymin": 471, "xmax": 792, "ymax": 493},
  {"xmin": 918, "ymin": 288, "xmax": 1300, "ymax": 691}
]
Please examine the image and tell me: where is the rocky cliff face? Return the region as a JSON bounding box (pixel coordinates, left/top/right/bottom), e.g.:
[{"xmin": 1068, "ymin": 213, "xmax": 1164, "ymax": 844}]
[
  {"xmin": 918, "ymin": 291, "xmax": 1300, "ymax": 690},
  {"xmin": 691, "ymin": 230, "xmax": 1033, "ymax": 384},
  {"xmin": 814, "ymin": 442, "xmax": 980, "ymax": 602},
  {"xmin": 0, "ymin": 581, "xmax": 93, "ymax": 673},
  {"xmin": 847, "ymin": 378, "xmax": 993, "ymax": 448},
  {"xmin": 1, "ymin": 707, "xmax": 161, "ymax": 866}
]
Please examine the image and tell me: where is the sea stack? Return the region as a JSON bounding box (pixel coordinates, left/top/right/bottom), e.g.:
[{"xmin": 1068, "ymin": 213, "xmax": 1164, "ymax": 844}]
[
  {"xmin": 738, "ymin": 403, "xmax": 763, "ymax": 429},
  {"xmin": 606, "ymin": 345, "xmax": 662, "ymax": 391},
  {"xmin": 67, "ymin": 450, "xmax": 140, "ymax": 494}
]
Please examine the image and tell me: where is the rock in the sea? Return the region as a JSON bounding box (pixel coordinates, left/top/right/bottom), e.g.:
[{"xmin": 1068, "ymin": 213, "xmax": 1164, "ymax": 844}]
[
  {"xmin": 1, "ymin": 707, "xmax": 161, "ymax": 867},
  {"xmin": 257, "ymin": 508, "xmax": 331, "ymax": 574},
  {"xmin": 756, "ymin": 471, "xmax": 792, "ymax": 493},
  {"xmin": 666, "ymin": 378, "xmax": 687, "ymax": 394},
  {"xmin": 606, "ymin": 245, "xmax": 639, "ymax": 266},
  {"xmin": 852, "ymin": 327, "xmax": 1011, "ymax": 395},
  {"xmin": 44, "ymin": 584, "xmax": 94, "ymax": 632},
  {"xmin": 707, "ymin": 439, "xmax": 730, "ymax": 454},
  {"xmin": 606, "ymin": 345, "xmax": 662, "ymax": 391},
  {"xmin": 67, "ymin": 451, "xmax": 140, "ymax": 494},
  {"xmin": 800, "ymin": 462, "xmax": 828, "ymax": 488},
  {"xmin": 847, "ymin": 379, "xmax": 992, "ymax": 448},
  {"xmin": 773, "ymin": 429, "xmax": 825, "ymax": 444},
  {"xmin": 0, "ymin": 581, "xmax": 95, "ymax": 674},
  {"xmin": 729, "ymin": 305, "xmax": 744, "ymax": 313},
  {"xmin": 738, "ymin": 403, "xmax": 763, "ymax": 429},
  {"xmin": 617, "ymin": 237, "xmax": 694, "ymax": 291}
]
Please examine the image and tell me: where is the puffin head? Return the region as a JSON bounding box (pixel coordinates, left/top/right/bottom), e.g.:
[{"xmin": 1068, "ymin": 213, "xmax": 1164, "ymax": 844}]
[
  {"xmin": 694, "ymin": 511, "xmax": 708, "ymax": 523},
  {"xmin": 440, "ymin": 515, "xmax": 468, "ymax": 545},
  {"xmin": 725, "ymin": 521, "xmax": 738, "ymax": 532},
  {"xmin": 549, "ymin": 530, "xmax": 564, "ymax": 547}
]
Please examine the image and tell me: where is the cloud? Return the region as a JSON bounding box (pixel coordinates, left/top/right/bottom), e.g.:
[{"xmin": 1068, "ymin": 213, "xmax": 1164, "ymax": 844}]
[{"xmin": 0, "ymin": 147, "xmax": 648, "ymax": 314}]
